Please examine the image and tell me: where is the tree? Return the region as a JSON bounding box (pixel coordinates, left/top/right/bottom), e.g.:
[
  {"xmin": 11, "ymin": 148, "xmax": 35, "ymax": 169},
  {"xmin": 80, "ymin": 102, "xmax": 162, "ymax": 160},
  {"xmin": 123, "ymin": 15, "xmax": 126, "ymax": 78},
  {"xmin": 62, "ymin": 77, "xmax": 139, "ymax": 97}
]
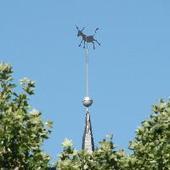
[
  {"xmin": 56, "ymin": 136, "xmax": 126, "ymax": 170},
  {"xmin": 128, "ymin": 100, "xmax": 170, "ymax": 170},
  {"xmin": 0, "ymin": 63, "xmax": 52, "ymax": 169}
]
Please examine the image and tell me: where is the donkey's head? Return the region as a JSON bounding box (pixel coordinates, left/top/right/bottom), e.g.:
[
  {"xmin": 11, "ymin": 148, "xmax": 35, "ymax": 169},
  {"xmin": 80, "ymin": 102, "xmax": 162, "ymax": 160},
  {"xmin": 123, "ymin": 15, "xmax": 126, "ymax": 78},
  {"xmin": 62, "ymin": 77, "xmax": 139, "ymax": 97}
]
[{"xmin": 76, "ymin": 26, "xmax": 85, "ymax": 37}]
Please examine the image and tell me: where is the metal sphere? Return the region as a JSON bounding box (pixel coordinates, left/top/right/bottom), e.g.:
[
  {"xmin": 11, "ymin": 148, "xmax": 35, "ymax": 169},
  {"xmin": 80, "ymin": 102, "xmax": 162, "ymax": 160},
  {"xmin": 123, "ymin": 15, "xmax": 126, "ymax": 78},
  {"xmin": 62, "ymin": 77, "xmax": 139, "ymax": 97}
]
[{"xmin": 82, "ymin": 96, "xmax": 93, "ymax": 107}]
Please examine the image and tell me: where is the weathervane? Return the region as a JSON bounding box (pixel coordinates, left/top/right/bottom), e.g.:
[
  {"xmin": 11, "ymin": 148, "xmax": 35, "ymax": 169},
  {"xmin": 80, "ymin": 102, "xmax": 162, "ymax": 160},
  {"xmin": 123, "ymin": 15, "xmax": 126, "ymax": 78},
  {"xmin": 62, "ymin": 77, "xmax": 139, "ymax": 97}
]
[{"xmin": 76, "ymin": 26, "xmax": 100, "ymax": 50}]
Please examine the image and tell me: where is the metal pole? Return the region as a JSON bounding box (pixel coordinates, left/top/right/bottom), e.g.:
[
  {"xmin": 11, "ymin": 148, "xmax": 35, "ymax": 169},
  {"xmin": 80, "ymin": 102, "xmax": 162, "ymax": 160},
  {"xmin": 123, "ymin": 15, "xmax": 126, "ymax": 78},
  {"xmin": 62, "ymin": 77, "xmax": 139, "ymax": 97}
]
[
  {"xmin": 84, "ymin": 47, "xmax": 89, "ymax": 97},
  {"xmin": 82, "ymin": 45, "xmax": 93, "ymax": 111}
]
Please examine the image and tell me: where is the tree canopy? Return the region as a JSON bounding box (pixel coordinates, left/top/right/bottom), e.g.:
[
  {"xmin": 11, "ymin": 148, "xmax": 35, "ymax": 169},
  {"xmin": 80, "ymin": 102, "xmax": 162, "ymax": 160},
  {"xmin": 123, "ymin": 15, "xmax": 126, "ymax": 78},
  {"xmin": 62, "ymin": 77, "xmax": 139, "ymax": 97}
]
[
  {"xmin": 128, "ymin": 100, "xmax": 170, "ymax": 170},
  {"xmin": 56, "ymin": 136, "xmax": 126, "ymax": 170},
  {"xmin": 0, "ymin": 63, "xmax": 52, "ymax": 169}
]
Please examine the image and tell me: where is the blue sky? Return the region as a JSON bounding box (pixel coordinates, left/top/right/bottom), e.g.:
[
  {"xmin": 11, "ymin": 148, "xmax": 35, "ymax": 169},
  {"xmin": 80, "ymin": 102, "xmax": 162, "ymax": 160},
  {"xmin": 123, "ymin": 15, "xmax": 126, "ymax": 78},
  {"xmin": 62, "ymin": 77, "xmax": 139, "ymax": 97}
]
[{"xmin": 1, "ymin": 0, "xmax": 170, "ymax": 163}]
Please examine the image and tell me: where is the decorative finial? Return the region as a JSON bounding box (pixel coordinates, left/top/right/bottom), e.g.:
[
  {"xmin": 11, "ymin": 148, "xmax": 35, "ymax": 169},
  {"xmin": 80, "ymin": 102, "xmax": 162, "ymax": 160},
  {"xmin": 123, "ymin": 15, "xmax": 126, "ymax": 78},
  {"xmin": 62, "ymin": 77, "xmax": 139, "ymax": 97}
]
[
  {"xmin": 76, "ymin": 26, "xmax": 100, "ymax": 49},
  {"xmin": 82, "ymin": 96, "xmax": 93, "ymax": 107}
]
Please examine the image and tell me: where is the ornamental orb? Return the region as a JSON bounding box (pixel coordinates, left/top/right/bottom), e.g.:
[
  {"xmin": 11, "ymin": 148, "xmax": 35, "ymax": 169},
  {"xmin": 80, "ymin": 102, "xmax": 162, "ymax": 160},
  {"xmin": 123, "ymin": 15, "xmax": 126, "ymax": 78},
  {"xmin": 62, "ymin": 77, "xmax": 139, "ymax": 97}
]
[{"xmin": 82, "ymin": 96, "xmax": 93, "ymax": 107}]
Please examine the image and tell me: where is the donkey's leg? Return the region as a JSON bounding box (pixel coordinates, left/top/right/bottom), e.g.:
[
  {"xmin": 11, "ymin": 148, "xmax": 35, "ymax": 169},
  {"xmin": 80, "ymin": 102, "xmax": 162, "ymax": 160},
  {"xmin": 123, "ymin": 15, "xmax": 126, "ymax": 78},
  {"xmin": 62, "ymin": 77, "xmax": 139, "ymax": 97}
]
[
  {"xmin": 79, "ymin": 40, "xmax": 83, "ymax": 47},
  {"xmin": 92, "ymin": 42, "xmax": 95, "ymax": 49},
  {"xmin": 94, "ymin": 39, "xmax": 100, "ymax": 46},
  {"xmin": 83, "ymin": 40, "xmax": 86, "ymax": 48}
]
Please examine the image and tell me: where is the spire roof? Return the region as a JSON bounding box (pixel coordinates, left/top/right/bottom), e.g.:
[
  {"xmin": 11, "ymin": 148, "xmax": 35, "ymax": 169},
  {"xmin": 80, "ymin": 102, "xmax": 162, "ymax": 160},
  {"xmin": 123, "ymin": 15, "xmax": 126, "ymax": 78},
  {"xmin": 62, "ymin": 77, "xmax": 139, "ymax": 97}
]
[{"xmin": 82, "ymin": 111, "xmax": 94, "ymax": 153}]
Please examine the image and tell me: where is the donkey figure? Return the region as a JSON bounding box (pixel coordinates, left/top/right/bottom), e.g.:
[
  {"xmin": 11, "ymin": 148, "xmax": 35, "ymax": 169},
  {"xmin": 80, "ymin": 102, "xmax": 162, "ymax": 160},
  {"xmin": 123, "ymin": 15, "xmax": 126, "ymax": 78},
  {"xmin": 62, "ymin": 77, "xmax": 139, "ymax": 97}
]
[{"xmin": 76, "ymin": 26, "xmax": 100, "ymax": 49}]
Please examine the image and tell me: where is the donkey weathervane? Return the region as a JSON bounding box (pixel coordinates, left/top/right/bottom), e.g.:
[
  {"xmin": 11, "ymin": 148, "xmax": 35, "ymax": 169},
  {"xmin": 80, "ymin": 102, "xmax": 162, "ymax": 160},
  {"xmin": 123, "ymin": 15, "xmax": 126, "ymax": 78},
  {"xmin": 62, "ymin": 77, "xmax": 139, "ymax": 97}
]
[{"xmin": 76, "ymin": 26, "xmax": 100, "ymax": 49}]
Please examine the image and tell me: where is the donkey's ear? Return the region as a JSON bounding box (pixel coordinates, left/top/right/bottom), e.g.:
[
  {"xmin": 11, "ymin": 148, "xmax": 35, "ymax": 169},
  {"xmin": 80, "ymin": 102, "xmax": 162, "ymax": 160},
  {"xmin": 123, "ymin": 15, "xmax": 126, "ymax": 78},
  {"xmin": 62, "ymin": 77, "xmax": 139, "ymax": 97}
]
[
  {"xmin": 95, "ymin": 28, "xmax": 99, "ymax": 33},
  {"xmin": 81, "ymin": 27, "xmax": 85, "ymax": 31},
  {"xmin": 76, "ymin": 25, "xmax": 79, "ymax": 30}
]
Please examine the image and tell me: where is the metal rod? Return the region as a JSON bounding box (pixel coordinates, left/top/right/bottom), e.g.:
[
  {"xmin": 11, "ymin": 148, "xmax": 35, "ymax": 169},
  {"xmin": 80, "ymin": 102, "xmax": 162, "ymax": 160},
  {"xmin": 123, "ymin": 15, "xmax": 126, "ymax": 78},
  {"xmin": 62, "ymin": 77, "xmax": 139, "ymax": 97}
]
[{"xmin": 84, "ymin": 47, "xmax": 89, "ymax": 97}]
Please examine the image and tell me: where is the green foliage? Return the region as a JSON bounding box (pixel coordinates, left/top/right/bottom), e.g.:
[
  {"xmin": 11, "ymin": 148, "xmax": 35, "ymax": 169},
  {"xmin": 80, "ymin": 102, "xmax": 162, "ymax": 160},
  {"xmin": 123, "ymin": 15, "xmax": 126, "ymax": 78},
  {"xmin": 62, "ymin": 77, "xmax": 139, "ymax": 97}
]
[
  {"xmin": 128, "ymin": 100, "xmax": 170, "ymax": 170},
  {"xmin": 0, "ymin": 63, "xmax": 52, "ymax": 169},
  {"xmin": 56, "ymin": 136, "xmax": 126, "ymax": 170}
]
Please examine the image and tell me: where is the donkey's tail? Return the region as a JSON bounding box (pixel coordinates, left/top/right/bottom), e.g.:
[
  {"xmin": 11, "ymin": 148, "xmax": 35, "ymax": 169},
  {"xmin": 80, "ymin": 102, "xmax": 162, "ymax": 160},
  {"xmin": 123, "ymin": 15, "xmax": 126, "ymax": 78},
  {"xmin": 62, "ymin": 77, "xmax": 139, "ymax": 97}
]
[{"xmin": 94, "ymin": 28, "xmax": 99, "ymax": 36}]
